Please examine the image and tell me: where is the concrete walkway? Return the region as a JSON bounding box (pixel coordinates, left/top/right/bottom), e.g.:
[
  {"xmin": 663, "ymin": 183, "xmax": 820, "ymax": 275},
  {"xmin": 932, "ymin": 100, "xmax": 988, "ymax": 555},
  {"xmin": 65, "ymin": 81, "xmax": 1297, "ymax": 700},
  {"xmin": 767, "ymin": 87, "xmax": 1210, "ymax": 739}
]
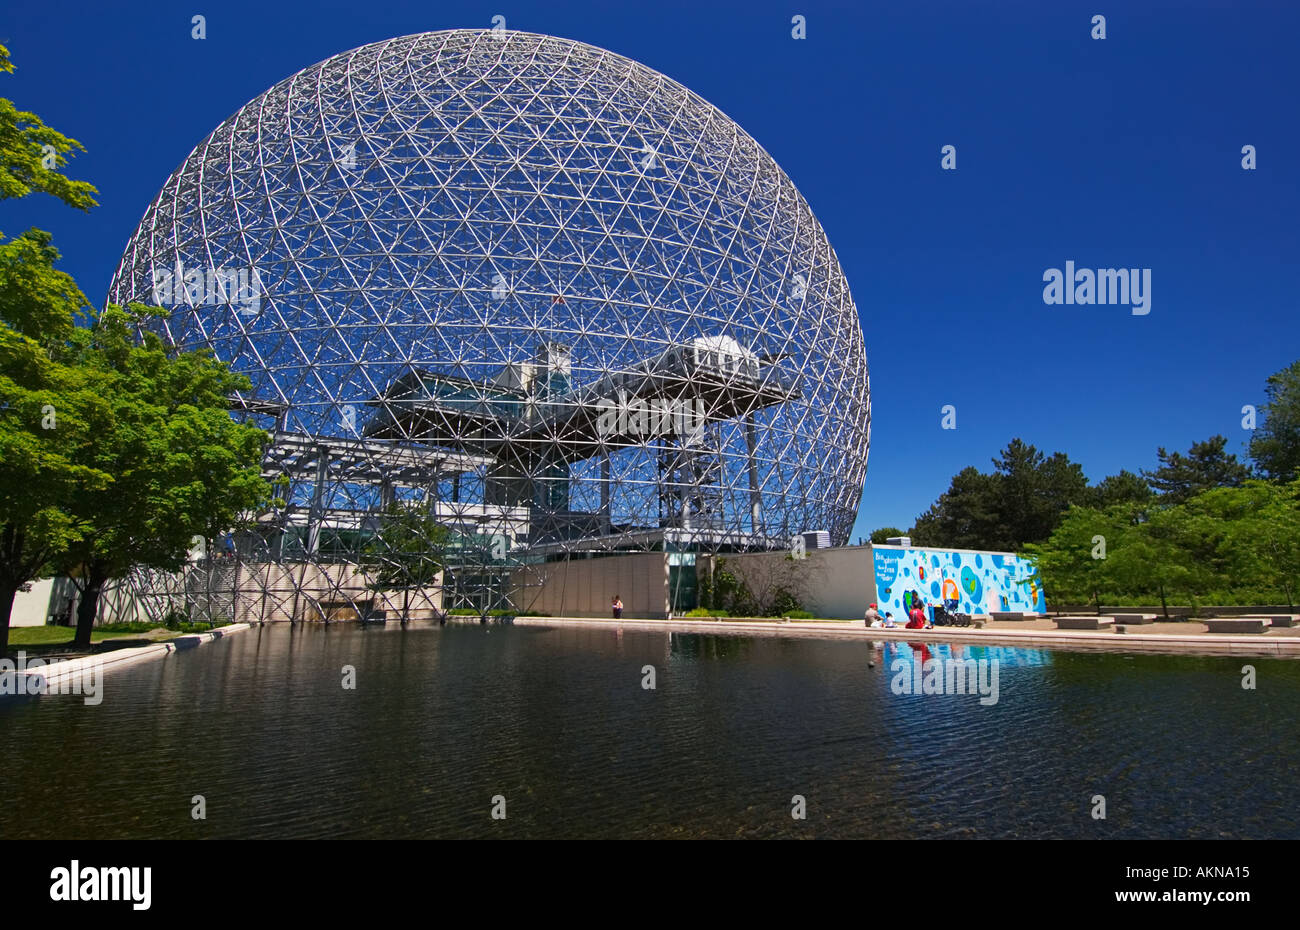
[{"xmin": 510, "ymin": 616, "xmax": 1300, "ymax": 657}]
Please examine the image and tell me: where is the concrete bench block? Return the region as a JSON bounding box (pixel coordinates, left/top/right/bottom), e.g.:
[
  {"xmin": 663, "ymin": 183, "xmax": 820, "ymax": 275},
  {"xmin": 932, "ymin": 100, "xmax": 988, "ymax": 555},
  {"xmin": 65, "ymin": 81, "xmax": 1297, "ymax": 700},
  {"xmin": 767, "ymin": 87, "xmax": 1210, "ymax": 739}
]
[
  {"xmin": 1111, "ymin": 613, "xmax": 1158, "ymax": 624},
  {"xmin": 1240, "ymin": 615, "xmax": 1298, "ymax": 628},
  {"xmin": 1055, "ymin": 616, "xmax": 1116, "ymax": 630},
  {"xmin": 990, "ymin": 612, "xmax": 1039, "ymax": 621},
  {"xmin": 1204, "ymin": 618, "xmax": 1270, "ymax": 634}
]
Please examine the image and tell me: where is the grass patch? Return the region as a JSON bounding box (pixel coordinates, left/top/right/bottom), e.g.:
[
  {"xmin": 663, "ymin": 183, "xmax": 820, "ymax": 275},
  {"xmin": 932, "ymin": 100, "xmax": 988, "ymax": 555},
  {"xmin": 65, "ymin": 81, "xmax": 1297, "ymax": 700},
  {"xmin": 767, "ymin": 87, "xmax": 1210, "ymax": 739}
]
[
  {"xmin": 8, "ymin": 626, "xmax": 147, "ymax": 646},
  {"xmin": 7, "ymin": 620, "xmax": 223, "ymax": 655}
]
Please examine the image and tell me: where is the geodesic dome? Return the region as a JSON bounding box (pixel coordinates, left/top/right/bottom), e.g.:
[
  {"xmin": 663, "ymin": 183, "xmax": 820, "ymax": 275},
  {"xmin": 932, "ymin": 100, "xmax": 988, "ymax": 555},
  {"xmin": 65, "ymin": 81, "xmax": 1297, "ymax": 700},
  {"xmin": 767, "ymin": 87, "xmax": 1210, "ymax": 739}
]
[{"xmin": 105, "ymin": 29, "xmax": 870, "ymax": 619}]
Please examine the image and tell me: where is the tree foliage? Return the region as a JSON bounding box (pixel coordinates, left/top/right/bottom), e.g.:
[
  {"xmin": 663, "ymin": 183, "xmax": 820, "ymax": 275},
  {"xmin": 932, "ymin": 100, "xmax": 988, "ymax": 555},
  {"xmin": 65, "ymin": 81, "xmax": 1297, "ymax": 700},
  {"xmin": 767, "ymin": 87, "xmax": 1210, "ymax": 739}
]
[
  {"xmin": 52, "ymin": 304, "xmax": 269, "ymax": 646},
  {"xmin": 1248, "ymin": 360, "xmax": 1300, "ymax": 482},
  {"xmin": 1022, "ymin": 506, "xmax": 1131, "ymax": 613},
  {"xmin": 1141, "ymin": 434, "xmax": 1251, "ymax": 505},
  {"xmin": 1087, "ymin": 469, "xmax": 1153, "ymax": 510},
  {"xmin": 869, "ymin": 526, "xmax": 905, "ymax": 544},
  {"xmin": 360, "ymin": 503, "xmax": 450, "ymax": 593},
  {"xmin": 0, "ymin": 318, "xmax": 112, "ymax": 648},
  {"xmin": 910, "ymin": 466, "xmax": 1002, "ymax": 550},
  {"xmin": 0, "ymin": 45, "xmax": 98, "ymax": 210},
  {"xmin": 0, "ymin": 45, "xmax": 267, "ymax": 652},
  {"xmin": 910, "ymin": 440, "xmax": 1090, "ymax": 551},
  {"xmin": 1026, "ymin": 480, "xmax": 1300, "ymax": 613}
]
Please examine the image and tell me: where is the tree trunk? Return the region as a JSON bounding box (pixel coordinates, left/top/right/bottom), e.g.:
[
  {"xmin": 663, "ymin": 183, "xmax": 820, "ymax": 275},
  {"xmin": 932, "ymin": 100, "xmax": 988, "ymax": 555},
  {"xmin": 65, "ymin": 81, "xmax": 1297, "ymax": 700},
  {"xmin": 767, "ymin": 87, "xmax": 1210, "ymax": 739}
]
[
  {"xmin": 0, "ymin": 582, "xmax": 17, "ymax": 657},
  {"xmin": 1158, "ymin": 584, "xmax": 1169, "ymax": 619},
  {"xmin": 73, "ymin": 565, "xmax": 108, "ymax": 648},
  {"xmin": 0, "ymin": 522, "xmax": 26, "ymax": 657}
]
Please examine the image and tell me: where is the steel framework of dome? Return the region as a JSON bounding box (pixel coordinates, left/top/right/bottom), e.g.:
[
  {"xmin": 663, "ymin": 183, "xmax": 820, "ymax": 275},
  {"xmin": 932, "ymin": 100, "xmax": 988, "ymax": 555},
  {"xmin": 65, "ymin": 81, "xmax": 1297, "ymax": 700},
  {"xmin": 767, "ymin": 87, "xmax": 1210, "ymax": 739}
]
[{"xmin": 103, "ymin": 28, "xmax": 870, "ymax": 622}]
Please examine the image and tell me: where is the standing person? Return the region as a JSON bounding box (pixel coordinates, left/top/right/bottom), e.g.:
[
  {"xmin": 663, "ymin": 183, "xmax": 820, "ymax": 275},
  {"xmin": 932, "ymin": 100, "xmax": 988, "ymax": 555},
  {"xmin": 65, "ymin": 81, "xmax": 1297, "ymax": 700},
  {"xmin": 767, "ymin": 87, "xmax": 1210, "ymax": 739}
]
[
  {"xmin": 612, "ymin": 595, "xmax": 623, "ymax": 620},
  {"xmin": 864, "ymin": 603, "xmax": 883, "ymax": 628}
]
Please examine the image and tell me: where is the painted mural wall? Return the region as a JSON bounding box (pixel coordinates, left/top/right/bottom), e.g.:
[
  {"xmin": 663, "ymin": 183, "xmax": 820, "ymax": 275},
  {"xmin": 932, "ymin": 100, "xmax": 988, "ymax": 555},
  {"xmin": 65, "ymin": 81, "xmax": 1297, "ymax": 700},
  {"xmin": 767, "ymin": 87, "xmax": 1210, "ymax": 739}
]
[{"xmin": 871, "ymin": 545, "xmax": 1046, "ymax": 619}]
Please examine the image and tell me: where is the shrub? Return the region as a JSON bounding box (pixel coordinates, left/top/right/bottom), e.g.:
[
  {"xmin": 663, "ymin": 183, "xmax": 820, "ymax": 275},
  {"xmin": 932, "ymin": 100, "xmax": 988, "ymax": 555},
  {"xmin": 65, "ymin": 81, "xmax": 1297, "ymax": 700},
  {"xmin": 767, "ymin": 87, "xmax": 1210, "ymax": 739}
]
[
  {"xmin": 94, "ymin": 621, "xmax": 157, "ymax": 634},
  {"xmin": 768, "ymin": 586, "xmax": 803, "ymax": 617}
]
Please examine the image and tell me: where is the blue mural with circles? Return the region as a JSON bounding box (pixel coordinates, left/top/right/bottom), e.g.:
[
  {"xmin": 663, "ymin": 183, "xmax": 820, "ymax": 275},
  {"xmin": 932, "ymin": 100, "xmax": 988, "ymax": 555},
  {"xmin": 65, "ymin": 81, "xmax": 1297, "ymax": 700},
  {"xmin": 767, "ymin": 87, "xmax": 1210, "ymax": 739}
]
[{"xmin": 872, "ymin": 545, "xmax": 1045, "ymax": 619}]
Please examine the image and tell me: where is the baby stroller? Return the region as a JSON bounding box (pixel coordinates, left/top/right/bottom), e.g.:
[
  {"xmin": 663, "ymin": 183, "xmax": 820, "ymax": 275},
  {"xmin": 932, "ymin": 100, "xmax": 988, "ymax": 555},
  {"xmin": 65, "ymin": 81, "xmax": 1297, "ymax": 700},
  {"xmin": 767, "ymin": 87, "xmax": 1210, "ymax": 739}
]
[{"xmin": 933, "ymin": 604, "xmax": 973, "ymax": 627}]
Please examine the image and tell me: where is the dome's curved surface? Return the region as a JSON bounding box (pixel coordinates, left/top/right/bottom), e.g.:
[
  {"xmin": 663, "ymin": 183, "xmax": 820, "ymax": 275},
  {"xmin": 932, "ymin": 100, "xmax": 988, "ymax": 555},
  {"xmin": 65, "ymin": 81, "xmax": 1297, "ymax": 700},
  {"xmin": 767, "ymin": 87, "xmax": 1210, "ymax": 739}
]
[{"xmin": 107, "ymin": 29, "xmax": 869, "ymax": 552}]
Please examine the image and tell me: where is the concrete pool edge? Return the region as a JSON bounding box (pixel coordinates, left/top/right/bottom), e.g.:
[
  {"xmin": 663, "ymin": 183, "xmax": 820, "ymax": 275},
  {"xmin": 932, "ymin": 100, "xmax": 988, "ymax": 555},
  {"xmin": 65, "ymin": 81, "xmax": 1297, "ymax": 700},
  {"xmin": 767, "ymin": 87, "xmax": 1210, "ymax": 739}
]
[
  {"xmin": 508, "ymin": 616, "xmax": 1300, "ymax": 657},
  {"xmin": 19, "ymin": 623, "xmax": 254, "ymax": 688}
]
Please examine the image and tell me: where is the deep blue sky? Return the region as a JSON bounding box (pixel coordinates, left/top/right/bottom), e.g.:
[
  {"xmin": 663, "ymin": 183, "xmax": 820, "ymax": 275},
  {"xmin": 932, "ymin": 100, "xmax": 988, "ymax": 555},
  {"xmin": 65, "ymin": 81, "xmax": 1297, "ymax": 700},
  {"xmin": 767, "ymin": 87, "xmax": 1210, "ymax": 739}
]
[{"xmin": 3, "ymin": 0, "xmax": 1297, "ymax": 542}]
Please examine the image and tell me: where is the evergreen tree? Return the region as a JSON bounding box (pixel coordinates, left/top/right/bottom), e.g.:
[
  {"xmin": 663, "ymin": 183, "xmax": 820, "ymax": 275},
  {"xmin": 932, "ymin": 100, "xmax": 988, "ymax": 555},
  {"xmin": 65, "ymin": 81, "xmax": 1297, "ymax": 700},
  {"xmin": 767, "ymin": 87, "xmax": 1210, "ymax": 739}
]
[
  {"xmin": 910, "ymin": 466, "xmax": 1003, "ymax": 549},
  {"xmin": 1141, "ymin": 435, "xmax": 1251, "ymax": 505},
  {"xmin": 1089, "ymin": 469, "xmax": 1154, "ymax": 509}
]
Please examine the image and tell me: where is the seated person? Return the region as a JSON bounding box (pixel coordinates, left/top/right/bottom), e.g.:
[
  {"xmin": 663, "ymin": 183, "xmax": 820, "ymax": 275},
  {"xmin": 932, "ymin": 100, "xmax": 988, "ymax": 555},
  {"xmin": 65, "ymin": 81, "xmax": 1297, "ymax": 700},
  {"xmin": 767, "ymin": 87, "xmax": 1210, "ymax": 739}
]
[
  {"xmin": 905, "ymin": 606, "xmax": 927, "ymax": 629},
  {"xmin": 864, "ymin": 603, "xmax": 883, "ymax": 627}
]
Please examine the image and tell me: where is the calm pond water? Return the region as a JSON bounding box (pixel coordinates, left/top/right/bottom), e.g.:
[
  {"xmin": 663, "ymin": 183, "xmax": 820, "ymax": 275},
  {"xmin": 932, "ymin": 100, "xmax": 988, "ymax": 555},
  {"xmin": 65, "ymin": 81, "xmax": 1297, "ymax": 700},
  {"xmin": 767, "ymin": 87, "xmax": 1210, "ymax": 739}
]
[{"xmin": 2, "ymin": 623, "xmax": 1297, "ymax": 839}]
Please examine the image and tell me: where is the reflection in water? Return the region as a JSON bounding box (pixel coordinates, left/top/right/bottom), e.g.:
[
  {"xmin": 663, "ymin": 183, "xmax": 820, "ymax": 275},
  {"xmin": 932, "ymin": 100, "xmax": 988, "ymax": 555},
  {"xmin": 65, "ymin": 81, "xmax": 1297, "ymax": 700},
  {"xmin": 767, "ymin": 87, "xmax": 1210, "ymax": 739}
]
[
  {"xmin": 1, "ymin": 624, "xmax": 1296, "ymax": 839},
  {"xmin": 882, "ymin": 641, "xmax": 1053, "ymax": 667}
]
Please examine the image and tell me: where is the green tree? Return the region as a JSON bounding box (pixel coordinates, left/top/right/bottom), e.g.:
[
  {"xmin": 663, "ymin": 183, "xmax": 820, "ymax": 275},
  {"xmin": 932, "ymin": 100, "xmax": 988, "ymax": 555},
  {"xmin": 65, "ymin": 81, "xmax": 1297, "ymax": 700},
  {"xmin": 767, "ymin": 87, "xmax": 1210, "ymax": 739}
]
[
  {"xmin": 1141, "ymin": 434, "xmax": 1251, "ymax": 505},
  {"xmin": 0, "ymin": 43, "xmax": 103, "ymax": 653},
  {"xmin": 0, "ymin": 45, "xmax": 262, "ymax": 649},
  {"xmin": 1248, "ymin": 360, "xmax": 1300, "ymax": 482},
  {"xmin": 1188, "ymin": 480, "xmax": 1300, "ymax": 608},
  {"xmin": 54, "ymin": 304, "xmax": 269, "ymax": 646},
  {"xmin": 360, "ymin": 503, "xmax": 451, "ymax": 616},
  {"xmin": 910, "ymin": 440, "xmax": 1090, "ymax": 551},
  {"xmin": 993, "ymin": 439, "xmax": 1091, "ymax": 547},
  {"xmin": 869, "ymin": 526, "xmax": 904, "ymax": 544},
  {"xmin": 1105, "ymin": 506, "xmax": 1212, "ymax": 617},
  {"xmin": 1023, "ymin": 505, "xmax": 1129, "ymax": 613},
  {"xmin": 910, "ymin": 466, "xmax": 1003, "ymax": 549},
  {"xmin": 0, "ymin": 243, "xmax": 108, "ymax": 655}
]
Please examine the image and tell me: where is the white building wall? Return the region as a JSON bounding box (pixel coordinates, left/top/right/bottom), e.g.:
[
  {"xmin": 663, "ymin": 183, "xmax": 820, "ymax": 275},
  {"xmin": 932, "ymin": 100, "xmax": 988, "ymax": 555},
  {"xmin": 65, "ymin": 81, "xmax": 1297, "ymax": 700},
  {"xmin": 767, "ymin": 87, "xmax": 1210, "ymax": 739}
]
[
  {"xmin": 9, "ymin": 578, "xmax": 55, "ymax": 627},
  {"xmin": 710, "ymin": 546, "xmax": 877, "ymax": 619}
]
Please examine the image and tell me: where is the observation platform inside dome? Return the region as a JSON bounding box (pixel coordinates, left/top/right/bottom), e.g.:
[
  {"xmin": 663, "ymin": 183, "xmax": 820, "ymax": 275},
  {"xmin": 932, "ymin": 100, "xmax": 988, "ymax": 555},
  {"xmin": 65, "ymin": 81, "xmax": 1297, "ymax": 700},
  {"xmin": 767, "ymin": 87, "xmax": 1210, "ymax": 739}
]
[{"xmin": 361, "ymin": 334, "xmax": 800, "ymax": 457}]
